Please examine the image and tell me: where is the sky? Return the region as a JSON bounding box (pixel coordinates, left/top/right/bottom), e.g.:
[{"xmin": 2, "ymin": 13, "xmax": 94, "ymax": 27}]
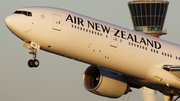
[{"xmin": 1, "ymin": 0, "xmax": 180, "ymax": 101}]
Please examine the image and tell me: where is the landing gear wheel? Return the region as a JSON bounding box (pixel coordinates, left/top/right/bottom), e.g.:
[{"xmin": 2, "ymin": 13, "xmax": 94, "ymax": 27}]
[
  {"xmin": 33, "ymin": 59, "xmax": 39, "ymax": 67},
  {"xmin": 28, "ymin": 59, "xmax": 34, "ymax": 68},
  {"xmin": 28, "ymin": 59, "xmax": 39, "ymax": 68}
]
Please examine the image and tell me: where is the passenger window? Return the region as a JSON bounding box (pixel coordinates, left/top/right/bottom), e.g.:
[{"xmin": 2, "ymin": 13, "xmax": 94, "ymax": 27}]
[
  {"xmin": 156, "ymin": 51, "xmax": 158, "ymax": 53},
  {"xmin": 170, "ymin": 55, "xmax": 172, "ymax": 58},
  {"xmin": 106, "ymin": 35, "xmax": 108, "ymax": 38}
]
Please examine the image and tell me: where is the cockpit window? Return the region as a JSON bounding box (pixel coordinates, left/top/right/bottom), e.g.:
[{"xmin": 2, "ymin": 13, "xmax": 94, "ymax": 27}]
[{"xmin": 14, "ymin": 11, "xmax": 32, "ymax": 17}]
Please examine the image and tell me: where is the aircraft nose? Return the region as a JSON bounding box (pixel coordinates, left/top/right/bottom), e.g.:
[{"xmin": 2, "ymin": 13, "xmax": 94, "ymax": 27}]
[{"xmin": 5, "ymin": 14, "xmax": 16, "ymax": 30}]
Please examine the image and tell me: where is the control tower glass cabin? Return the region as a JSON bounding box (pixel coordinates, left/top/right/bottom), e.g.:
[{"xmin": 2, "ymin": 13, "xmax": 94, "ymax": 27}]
[{"xmin": 128, "ymin": 0, "xmax": 169, "ymax": 37}]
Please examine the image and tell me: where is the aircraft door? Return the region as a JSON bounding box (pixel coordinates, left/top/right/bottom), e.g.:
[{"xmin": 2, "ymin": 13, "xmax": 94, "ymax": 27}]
[
  {"xmin": 110, "ymin": 31, "xmax": 118, "ymax": 48},
  {"xmin": 52, "ymin": 14, "xmax": 62, "ymax": 31}
]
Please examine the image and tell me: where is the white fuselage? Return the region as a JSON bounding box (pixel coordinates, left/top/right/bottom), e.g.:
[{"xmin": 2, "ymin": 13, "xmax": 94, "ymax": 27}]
[{"xmin": 5, "ymin": 7, "xmax": 180, "ymax": 95}]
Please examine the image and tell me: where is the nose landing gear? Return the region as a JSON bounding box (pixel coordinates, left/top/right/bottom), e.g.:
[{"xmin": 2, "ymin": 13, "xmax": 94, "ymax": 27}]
[
  {"xmin": 28, "ymin": 50, "xmax": 39, "ymax": 68},
  {"xmin": 23, "ymin": 41, "xmax": 40, "ymax": 68}
]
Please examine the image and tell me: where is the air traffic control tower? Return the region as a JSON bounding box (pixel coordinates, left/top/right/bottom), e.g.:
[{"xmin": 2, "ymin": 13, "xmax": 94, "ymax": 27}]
[{"xmin": 128, "ymin": 0, "xmax": 169, "ymax": 38}]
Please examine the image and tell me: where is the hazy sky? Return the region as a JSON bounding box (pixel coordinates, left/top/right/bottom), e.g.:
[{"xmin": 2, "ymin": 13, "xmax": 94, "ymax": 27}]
[{"xmin": 1, "ymin": 0, "xmax": 180, "ymax": 101}]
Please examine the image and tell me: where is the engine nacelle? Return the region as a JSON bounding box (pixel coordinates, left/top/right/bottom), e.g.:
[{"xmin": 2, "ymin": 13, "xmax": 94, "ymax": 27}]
[{"xmin": 83, "ymin": 66, "xmax": 130, "ymax": 98}]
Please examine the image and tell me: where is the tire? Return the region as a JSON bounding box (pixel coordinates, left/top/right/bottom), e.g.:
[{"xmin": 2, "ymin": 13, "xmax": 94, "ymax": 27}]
[
  {"xmin": 28, "ymin": 59, "xmax": 34, "ymax": 68},
  {"xmin": 33, "ymin": 59, "xmax": 39, "ymax": 67}
]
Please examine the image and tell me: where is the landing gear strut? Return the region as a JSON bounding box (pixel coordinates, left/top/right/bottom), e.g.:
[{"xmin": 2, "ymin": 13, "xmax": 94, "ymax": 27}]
[
  {"xmin": 163, "ymin": 93, "xmax": 180, "ymax": 101},
  {"xmin": 28, "ymin": 49, "xmax": 39, "ymax": 68}
]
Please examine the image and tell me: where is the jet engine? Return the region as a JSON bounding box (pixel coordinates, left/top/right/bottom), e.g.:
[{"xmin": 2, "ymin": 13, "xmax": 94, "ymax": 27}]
[{"xmin": 83, "ymin": 65, "xmax": 130, "ymax": 98}]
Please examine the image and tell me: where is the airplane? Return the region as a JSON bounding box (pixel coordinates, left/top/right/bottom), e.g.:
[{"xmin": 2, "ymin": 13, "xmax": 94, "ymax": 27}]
[{"xmin": 5, "ymin": 6, "xmax": 180, "ymax": 101}]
